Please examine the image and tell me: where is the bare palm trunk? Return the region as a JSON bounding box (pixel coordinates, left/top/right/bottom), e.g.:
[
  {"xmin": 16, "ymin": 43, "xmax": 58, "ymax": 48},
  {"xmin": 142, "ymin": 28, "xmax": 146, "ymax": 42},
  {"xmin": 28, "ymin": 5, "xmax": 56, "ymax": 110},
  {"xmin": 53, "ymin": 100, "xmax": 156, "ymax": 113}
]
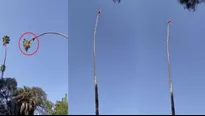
[
  {"xmin": 31, "ymin": 32, "xmax": 68, "ymax": 41},
  {"xmin": 166, "ymin": 20, "xmax": 175, "ymax": 115},
  {"xmin": 1, "ymin": 45, "xmax": 7, "ymax": 78},
  {"xmin": 93, "ymin": 9, "xmax": 101, "ymax": 115},
  {"xmin": 24, "ymin": 32, "xmax": 68, "ymax": 54}
]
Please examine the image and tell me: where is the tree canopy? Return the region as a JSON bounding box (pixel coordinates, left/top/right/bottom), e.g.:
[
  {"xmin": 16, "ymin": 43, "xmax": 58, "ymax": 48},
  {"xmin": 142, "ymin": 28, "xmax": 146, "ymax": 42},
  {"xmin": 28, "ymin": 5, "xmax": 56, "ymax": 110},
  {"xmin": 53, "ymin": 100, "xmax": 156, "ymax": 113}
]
[
  {"xmin": 179, "ymin": 0, "xmax": 205, "ymax": 11},
  {"xmin": 0, "ymin": 77, "xmax": 68, "ymax": 115},
  {"xmin": 113, "ymin": 0, "xmax": 205, "ymax": 11},
  {"xmin": 52, "ymin": 94, "xmax": 68, "ymax": 115}
]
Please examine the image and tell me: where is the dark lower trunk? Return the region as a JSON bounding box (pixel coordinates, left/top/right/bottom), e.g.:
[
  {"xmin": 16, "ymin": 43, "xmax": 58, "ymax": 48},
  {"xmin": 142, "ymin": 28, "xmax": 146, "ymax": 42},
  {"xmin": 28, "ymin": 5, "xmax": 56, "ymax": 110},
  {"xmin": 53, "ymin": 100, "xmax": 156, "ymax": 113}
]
[
  {"xmin": 95, "ymin": 83, "xmax": 99, "ymax": 115},
  {"xmin": 170, "ymin": 91, "xmax": 175, "ymax": 115},
  {"xmin": 29, "ymin": 109, "xmax": 35, "ymax": 115}
]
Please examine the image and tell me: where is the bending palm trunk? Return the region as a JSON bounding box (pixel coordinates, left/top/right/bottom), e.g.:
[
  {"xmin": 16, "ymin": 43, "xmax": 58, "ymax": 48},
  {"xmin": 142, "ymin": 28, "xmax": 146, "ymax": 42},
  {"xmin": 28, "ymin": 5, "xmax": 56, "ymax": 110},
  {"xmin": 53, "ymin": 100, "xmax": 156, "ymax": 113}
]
[
  {"xmin": 93, "ymin": 9, "xmax": 101, "ymax": 115},
  {"xmin": 166, "ymin": 20, "xmax": 175, "ymax": 115}
]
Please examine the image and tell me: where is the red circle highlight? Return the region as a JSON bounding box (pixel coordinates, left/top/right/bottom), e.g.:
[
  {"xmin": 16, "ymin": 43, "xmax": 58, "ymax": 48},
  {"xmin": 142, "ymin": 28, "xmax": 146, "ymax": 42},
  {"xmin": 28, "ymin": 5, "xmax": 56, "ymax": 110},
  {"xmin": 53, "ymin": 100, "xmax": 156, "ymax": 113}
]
[{"xmin": 18, "ymin": 32, "xmax": 40, "ymax": 56}]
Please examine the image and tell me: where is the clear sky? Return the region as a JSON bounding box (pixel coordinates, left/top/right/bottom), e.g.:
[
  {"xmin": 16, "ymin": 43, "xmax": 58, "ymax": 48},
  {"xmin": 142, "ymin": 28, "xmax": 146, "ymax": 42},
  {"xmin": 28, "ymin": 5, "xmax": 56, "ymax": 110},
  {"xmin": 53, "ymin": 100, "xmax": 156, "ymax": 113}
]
[
  {"xmin": 0, "ymin": 0, "xmax": 68, "ymax": 103},
  {"xmin": 68, "ymin": 0, "xmax": 205, "ymax": 115}
]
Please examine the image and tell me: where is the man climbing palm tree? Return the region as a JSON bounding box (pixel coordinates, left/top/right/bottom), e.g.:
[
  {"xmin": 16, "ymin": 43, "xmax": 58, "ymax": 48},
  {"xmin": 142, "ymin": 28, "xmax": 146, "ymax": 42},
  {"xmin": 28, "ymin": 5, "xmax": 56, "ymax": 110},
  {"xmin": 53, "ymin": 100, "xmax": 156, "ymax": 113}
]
[{"xmin": 23, "ymin": 39, "xmax": 32, "ymax": 52}]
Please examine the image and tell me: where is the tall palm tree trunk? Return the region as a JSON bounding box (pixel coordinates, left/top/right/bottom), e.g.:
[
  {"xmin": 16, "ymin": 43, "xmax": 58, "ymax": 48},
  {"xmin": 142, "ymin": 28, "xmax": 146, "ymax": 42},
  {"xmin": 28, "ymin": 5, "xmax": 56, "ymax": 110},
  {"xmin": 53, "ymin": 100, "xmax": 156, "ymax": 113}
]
[
  {"xmin": 166, "ymin": 20, "xmax": 175, "ymax": 115},
  {"xmin": 1, "ymin": 45, "xmax": 7, "ymax": 78},
  {"xmin": 93, "ymin": 9, "xmax": 101, "ymax": 115}
]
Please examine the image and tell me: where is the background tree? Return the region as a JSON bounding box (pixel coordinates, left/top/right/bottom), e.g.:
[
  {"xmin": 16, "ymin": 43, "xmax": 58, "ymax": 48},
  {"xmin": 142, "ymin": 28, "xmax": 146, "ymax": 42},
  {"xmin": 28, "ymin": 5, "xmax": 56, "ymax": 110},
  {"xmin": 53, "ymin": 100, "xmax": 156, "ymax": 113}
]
[
  {"xmin": 0, "ymin": 78, "xmax": 66, "ymax": 115},
  {"xmin": 1, "ymin": 35, "xmax": 10, "ymax": 79},
  {"xmin": 0, "ymin": 77, "xmax": 18, "ymax": 115},
  {"xmin": 179, "ymin": 0, "xmax": 205, "ymax": 11},
  {"xmin": 43, "ymin": 99, "xmax": 54, "ymax": 115},
  {"xmin": 13, "ymin": 86, "xmax": 48, "ymax": 115},
  {"xmin": 52, "ymin": 93, "xmax": 68, "ymax": 115},
  {"xmin": 113, "ymin": 0, "xmax": 205, "ymax": 11}
]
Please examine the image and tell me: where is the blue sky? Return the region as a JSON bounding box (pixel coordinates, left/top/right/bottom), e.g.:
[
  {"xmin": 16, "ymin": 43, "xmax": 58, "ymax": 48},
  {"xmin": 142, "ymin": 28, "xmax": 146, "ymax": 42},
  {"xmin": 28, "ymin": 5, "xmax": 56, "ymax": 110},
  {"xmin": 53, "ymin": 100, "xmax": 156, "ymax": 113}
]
[
  {"xmin": 69, "ymin": 0, "xmax": 205, "ymax": 115},
  {"xmin": 0, "ymin": 0, "xmax": 68, "ymax": 103}
]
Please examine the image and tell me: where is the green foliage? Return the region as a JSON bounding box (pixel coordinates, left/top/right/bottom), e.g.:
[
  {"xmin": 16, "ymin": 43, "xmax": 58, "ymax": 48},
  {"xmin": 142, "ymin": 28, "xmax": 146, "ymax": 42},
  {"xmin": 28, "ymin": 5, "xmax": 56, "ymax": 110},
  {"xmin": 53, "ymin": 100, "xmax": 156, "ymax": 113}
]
[
  {"xmin": 52, "ymin": 94, "xmax": 68, "ymax": 115},
  {"xmin": 0, "ymin": 64, "xmax": 6, "ymax": 73},
  {"xmin": 2, "ymin": 35, "xmax": 10, "ymax": 46},
  {"xmin": 43, "ymin": 99, "xmax": 55, "ymax": 115}
]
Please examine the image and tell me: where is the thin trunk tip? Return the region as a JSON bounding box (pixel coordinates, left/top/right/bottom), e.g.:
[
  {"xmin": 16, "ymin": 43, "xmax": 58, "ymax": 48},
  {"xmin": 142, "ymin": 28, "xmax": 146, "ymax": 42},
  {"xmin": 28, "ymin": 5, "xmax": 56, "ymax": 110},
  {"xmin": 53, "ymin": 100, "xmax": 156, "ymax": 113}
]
[
  {"xmin": 168, "ymin": 19, "xmax": 172, "ymax": 23},
  {"xmin": 98, "ymin": 9, "xmax": 102, "ymax": 14}
]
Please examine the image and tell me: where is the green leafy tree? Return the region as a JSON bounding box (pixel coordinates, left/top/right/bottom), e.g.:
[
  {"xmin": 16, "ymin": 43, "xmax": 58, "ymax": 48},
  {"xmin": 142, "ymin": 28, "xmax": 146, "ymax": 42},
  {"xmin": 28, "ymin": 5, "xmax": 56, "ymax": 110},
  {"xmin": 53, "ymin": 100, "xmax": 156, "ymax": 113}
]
[
  {"xmin": 52, "ymin": 94, "xmax": 68, "ymax": 115},
  {"xmin": 43, "ymin": 99, "xmax": 54, "ymax": 115}
]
